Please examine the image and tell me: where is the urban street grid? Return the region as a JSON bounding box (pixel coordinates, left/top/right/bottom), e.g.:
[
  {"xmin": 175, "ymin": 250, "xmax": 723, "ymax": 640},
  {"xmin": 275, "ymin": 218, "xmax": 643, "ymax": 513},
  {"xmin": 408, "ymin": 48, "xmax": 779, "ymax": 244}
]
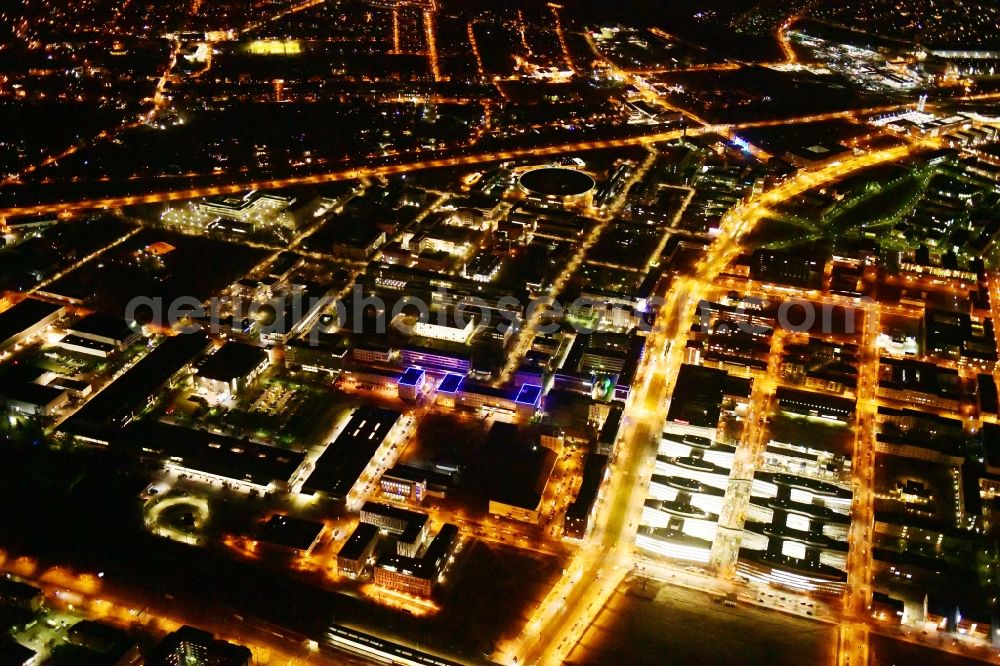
[{"xmin": 1, "ymin": 1, "xmax": 1000, "ymax": 665}]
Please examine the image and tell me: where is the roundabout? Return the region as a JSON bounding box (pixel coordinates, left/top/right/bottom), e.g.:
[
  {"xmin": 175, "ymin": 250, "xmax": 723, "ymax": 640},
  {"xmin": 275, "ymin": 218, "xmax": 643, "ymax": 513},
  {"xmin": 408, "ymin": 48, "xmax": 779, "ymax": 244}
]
[{"xmin": 144, "ymin": 495, "xmax": 211, "ymax": 546}]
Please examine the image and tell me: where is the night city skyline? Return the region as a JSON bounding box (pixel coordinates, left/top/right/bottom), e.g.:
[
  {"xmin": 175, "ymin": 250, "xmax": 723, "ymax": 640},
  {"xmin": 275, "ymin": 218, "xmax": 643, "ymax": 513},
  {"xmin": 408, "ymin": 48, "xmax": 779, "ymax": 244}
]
[{"xmin": 2, "ymin": 1, "xmax": 1000, "ymax": 665}]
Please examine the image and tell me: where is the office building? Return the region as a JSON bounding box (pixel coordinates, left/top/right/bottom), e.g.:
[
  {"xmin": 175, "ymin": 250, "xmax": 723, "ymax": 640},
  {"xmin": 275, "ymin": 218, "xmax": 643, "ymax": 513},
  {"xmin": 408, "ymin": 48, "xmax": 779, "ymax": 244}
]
[
  {"xmin": 434, "ymin": 372, "xmax": 464, "ymax": 408},
  {"xmin": 380, "ymin": 464, "xmax": 451, "ymax": 503},
  {"xmin": 374, "ymin": 524, "xmax": 459, "ymax": 597},
  {"xmin": 360, "ymin": 501, "xmax": 429, "ymax": 556},
  {"xmin": 666, "ymin": 364, "xmax": 729, "ymax": 438},
  {"xmin": 877, "ymin": 358, "xmax": 962, "ymax": 412},
  {"xmin": 397, "ymin": 367, "xmax": 426, "ymax": 402},
  {"xmin": 194, "ymin": 342, "xmax": 270, "ymax": 397},
  {"xmin": 336, "ymin": 523, "xmax": 380, "ymax": 577},
  {"xmin": 400, "ymin": 344, "xmax": 472, "ymax": 375},
  {"xmin": 412, "ymin": 310, "xmax": 476, "ymax": 344},
  {"xmin": 147, "ymin": 626, "xmax": 252, "ymax": 666},
  {"xmin": 775, "ymin": 387, "xmax": 856, "ymax": 423}
]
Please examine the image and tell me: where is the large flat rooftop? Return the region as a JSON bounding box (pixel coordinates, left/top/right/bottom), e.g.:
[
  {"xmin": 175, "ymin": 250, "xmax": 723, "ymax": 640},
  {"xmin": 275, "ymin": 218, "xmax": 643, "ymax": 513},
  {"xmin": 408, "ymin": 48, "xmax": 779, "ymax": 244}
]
[
  {"xmin": 436, "ymin": 372, "xmax": 465, "ymax": 394},
  {"xmin": 302, "ymin": 406, "xmax": 402, "ymax": 498},
  {"xmin": 119, "ymin": 420, "xmax": 305, "ymax": 487},
  {"xmin": 66, "ymin": 312, "xmax": 137, "ymax": 343},
  {"xmin": 519, "ymin": 167, "xmax": 596, "ymax": 197},
  {"xmin": 195, "ymin": 341, "xmax": 268, "ymax": 383},
  {"xmin": 337, "ymin": 522, "xmax": 379, "ymax": 562},
  {"xmin": 361, "ymin": 501, "xmax": 429, "ymax": 542},
  {"xmin": 253, "ymin": 514, "xmax": 325, "ymax": 552},
  {"xmin": 666, "ymin": 364, "xmax": 728, "ymax": 428},
  {"xmin": 477, "ymin": 422, "xmax": 556, "ymax": 511},
  {"xmin": 60, "ymin": 332, "xmax": 211, "ymax": 441},
  {"xmin": 0, "ymin": 298, "xmax": 62, "ymax": 348}
]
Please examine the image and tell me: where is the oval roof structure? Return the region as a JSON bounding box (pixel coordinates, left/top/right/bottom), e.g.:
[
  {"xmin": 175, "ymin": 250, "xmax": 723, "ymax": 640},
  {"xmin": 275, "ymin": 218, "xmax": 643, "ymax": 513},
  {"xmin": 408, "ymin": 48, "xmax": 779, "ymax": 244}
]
[{"xmin": 518, "ymin": 167, "xmax": 596, "ymax": 197}]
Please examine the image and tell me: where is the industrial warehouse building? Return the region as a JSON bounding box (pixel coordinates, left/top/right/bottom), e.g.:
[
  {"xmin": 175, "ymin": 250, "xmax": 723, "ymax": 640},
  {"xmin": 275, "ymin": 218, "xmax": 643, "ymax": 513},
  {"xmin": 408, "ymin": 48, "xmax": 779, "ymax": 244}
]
[
  {"xmin": 58, "ymin": 312, "xmax": 140, "ymax": 358},
  {"xmin": 302, "ymin": 407, "xmax": 403, "ymax": 499},
  {"xmin": 59, "ymin": 331, "xmax": 212, "ymax": 445},
  {"xmin": 0, "ymin": 298, "xmax": 64, "ymax": 354}
]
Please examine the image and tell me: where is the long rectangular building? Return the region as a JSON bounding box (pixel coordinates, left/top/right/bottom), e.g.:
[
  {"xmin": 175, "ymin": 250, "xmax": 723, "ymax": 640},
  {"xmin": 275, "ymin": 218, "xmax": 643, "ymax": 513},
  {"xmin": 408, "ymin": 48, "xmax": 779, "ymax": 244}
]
[
  {"xmin": 360, "ymin": 501, "xmax": 429, "ymax": 536},
  {"xmin": 980, "ymin": 373, "xmax": 999, "ymax": 416},
  {"xmin": 60, "ymin": 312, "xmax": 140, "ymax": 357},
  {"xmin": 877, "ymin": 357, "xmax": 961, "ymax": 412},
  {"xmin": 614, "ymin": 333, "xmax": 646, "ymax": 402},
  {"xmin": 776, "ymin": 387, "xmax": 855, "ymax": 422},
  {"xmin": 564, "ymin": 454, "xmax": 609, "ymax": 539},
  {"xmin": 364, "ymin": 262, "xmax": 529, "ymax": 316},
  {"xmin": 119, "ymin": 420, "xmax": 305, "ymax": 490},
  {"xmin": 302, "ymin": 407, "xmax": 402, "ymax": 499},
  {"xmin": 60, "ymin": 332, "xmax": 211, "ymax": 444},
  {"xmin": 400, "ymin": 344, "xmax": 471, "ymax": 375},
  {"xmin": 596, "ymin": 407, "xmax": 623, "ymax": 456}
]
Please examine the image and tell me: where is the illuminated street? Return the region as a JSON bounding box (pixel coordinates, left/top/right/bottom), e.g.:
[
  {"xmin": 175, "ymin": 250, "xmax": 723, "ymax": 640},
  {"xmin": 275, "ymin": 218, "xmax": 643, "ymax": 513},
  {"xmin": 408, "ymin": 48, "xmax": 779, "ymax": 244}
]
[{"xmin": 2, "ymin": 2, "xmax": 1000, "ymax": 665}]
